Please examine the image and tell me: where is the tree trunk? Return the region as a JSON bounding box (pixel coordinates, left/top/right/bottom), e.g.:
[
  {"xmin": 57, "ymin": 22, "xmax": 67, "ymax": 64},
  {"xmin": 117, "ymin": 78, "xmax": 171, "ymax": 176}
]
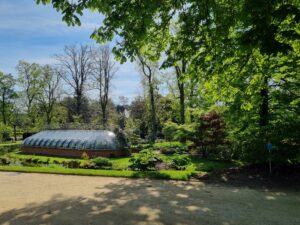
[
  {"xmin": 46, "ymin": 111, "xmax": 51, "ymax": 126},
  {"xmin": 76, "ymin": 92, "xmax": 82, "ymax": 117},
  {"xmin": 2, "ymin": 93, "xmax": 6, "ymax": 125},
  {"xmin": 179, "ymin": 85, "xmax": 185, "ymax": 124},
  {"xmin": 101, "ymin": 104, "xmax": 107, "ymax": 128},
  {"xmin": 259, "ymin": 76, "xmax": 269, "ymax": 127},
  {"xmin": 175, "ymin": 60, "xmax": 186, "ymax": 124},
  {"xmin": 149, "ymin": 80, "xmax": 157, "ymax": 142},
  {"xmin": 13, "ymin": 125, "xmax": 17, "ymax": 142}
]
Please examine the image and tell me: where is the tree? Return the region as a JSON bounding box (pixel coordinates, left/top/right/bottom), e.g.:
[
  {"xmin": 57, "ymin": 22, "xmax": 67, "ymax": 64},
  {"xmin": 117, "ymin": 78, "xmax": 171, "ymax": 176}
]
[
  {"xmin": 128, "ymin": 96, "xmax": 148, "ymax": 139},
  {"xmin": 91, "ymin": 45, "xmax": 117, "ymax": 127},
  {"xmin": 137, "ymin": 54, "xmax": 159, "ymax": 142},
  {"xmin": 16, "ymin": 61, "xmax": 43, "ymax": 127},
  {"xmin": 56, "ymin": 44, "xmax": 93, "ymax": 121},
  {"xmin": 0, "ymin": 72, "xmax": 16, "ymax": 125},
  {"xmin": 39, "ymin": 65, "xmax": 61, "ymax": 125},
  {"xmin": 36, "ymin": 0, "xmax": 300, "ymax": 163},
  {"xmin": 116, "ymin": 96, "xmax": 128, "ymax": 130}
]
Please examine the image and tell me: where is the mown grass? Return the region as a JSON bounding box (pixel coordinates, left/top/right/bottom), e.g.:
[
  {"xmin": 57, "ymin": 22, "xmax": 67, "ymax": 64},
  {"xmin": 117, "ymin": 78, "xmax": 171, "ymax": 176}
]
[
  {"xmin": 0, "ymin": 142, "xmax": 22, "ymax": 147},
  {"xmin": 0, "ymin": 145, "xmax": 239, "ymax": 181},
  {"xmin": 0, "ymin": 165, "xmax": 193, "ymax": 180},
  {"xmin": 7, "ymin": 152, "xmax": 86, "ymax": 163},
  {"xmin": 5, "ymin": 151, "xmax": 237, "ymax": 172},
  {"xmin": 8, "ymin": 152, "xmax": 236, "ymax": 172}
]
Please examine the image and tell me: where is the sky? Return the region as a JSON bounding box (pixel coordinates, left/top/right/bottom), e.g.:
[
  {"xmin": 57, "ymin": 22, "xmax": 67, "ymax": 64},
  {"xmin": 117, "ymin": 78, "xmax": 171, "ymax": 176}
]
[{"xmin": 0, "ymin": 0, "xmax": 142, "ymax": 103}]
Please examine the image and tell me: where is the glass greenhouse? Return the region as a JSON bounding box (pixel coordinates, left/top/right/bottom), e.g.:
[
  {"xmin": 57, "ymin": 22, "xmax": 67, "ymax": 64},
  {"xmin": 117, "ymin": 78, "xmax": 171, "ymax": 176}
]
[{"xmin": 23, "ymin": 130, "xmax": 121, "ymax": 150}]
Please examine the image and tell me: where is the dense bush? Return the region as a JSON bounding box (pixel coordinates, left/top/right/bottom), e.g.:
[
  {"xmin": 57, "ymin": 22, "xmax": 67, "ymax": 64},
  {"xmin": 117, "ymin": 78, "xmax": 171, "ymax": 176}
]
[
  {"xmin": 231, "ymin": 122, "xmax": 300, "ymax": 164},
  {"xmin": 163, "ymin": 111, "xmax": 230, "ymax": 160},
  {"xmin": 20, "ymin": 157, "xmax": 50, "ymax": 166},
  {"xmin": 160, "ymin": 148, "xmax": 178, "ymax": 155},
  {"xmin": 171, "ymin": 154, "xmax": 192, "ymax": 170},
  {"xmin": 0, "ymin": 123, "xmax": 13, "ymax": 142},
  {"xmin": 114, "ymin": 128, "xmax": 128, "ymax": 149},
  {"xmin": 129, "ymin": 149, "xmax": 162, "ymax": 171},
  {"xmin": 91, "ymin": 157, "xmax": 112, "ymax": 168},
  {"xmin": 192, "ymin": 110, "xmax": 230, "ymax": 160},
  {"xmin": 162, "ymin": 122, "xmax": 194, "ymax": 142},
  {"xmin": 80, "ymin": 161, "xmax": 96, "ymax": 169},
  {"xmin": 0, "ymin": 156, "xmax": 11, "ymax": 165}
]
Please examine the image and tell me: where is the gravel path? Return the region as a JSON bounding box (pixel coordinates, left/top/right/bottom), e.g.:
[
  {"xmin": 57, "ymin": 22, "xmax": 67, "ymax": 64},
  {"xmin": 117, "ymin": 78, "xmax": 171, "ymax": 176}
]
[{"xmin": 0, "ymin": 172, "xmax": 299, "ymax": 225}]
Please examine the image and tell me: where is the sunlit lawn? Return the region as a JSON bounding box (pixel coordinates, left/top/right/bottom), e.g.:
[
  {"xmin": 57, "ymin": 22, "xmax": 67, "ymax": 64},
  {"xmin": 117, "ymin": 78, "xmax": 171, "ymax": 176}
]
[{"xmin": 3, "ymin": 151, "xmax": 237, "ymax": 172}]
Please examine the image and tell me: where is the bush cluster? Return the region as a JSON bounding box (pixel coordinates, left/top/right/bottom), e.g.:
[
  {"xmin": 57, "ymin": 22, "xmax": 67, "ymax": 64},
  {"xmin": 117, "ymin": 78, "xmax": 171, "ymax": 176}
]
[
  {"xmin": 170, "ymin": 154, "xmax": 192, "ymax": 170},
  {"xmin": 129, "ymin": 150, "xmax": 162, "ymax": 171},
  {"xmin": 0, "ymin": 156, "xmax": 11, "ymax": 165},
  {"xmin": 91, "ymin": 157, "xmax": 112, "ymax": 167},
  {"xmin": 162, "ymin": 111, "xmax": 230, "ymax": 161}
]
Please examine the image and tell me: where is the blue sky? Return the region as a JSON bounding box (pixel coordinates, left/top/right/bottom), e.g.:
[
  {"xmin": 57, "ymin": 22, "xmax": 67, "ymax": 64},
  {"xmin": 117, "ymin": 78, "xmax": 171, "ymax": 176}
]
[{"xmin": 0, "ymin": 0, "xmax": 142, "ymax": 102}]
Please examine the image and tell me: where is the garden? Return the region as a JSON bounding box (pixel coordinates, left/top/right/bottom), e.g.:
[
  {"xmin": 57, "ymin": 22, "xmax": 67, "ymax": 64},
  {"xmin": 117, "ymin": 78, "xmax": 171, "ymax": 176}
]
[{"xmin": 0, "ymin": 141, "xmax": 239, "ymax": 181}]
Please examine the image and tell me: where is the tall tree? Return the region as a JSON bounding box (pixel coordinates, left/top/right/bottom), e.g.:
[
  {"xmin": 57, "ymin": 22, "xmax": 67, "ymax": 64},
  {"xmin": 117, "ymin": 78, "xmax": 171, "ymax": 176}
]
[
  {"xmin": 137, "ymin": 54, "xmax": 158, "ymax": 142},
  {"xmin": 0, "ymin": 72, "xmax": 16, "ymax": 125},
  {"xmin": 91, "ymin": 45, "xmax": 117, "ymax": 127},
  {"xmin": 39, "ymin": 65, "xmax": 61, "ymax": 125},
  {"xmin": 16, "ymin": 61, "xmax": 43, "ymax": 127},
  {"xmin": 56, "ymin": 45, "xmax": 93, "ymax": 121}
]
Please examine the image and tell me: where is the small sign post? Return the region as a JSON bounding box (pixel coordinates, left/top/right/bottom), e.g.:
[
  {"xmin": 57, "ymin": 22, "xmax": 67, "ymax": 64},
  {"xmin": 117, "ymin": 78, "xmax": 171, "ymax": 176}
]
[{"xmin": 266, "ymin": 143, "xmax": 272, "ymax": 174}]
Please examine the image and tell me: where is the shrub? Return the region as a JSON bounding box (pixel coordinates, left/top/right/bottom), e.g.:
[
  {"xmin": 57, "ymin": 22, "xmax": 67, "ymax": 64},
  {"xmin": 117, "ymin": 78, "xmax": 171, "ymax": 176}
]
[
  {"xmin": 53, "ymin": 160, "xmax": 60, "ymax": 164},
  {"xmin": 0, "ymin": 156, "xmax": 10, "ymax": 165},
  {"xmin": 192, "ymin": 110, "xmax": 230, "ymax": 160},
  {"xmin": 81, "ymin": 152, "xmax": 90, "ymax": 160},
  {"xmin": 129, "ymin": 149, "xmax": 162, "ymax": 171},
  {"xmin": 162, "ymin": 122, "xmax": 178, "ymax": 141},
  {"xmin": 162, "ymin": 122, "xmax": 195, "ymax": 142},
  {"xmin": 154, "ymin": 141, "xmax": 189, "ymax": 154},
  {"xmin": 160, "ymin": 148, "xmax": 177, "ymax": 155},
  {"xmin": 0, "ymin": 123, "xmax": 13, "ymax": 142},
  {"xmin": 58, "ymin": 160, "xmax": 81, "ymax": 168},
  {"xmin": 80, "ymin": 161, "xmax": 96, "ymax": 169},
  {"xmin": 114, "ymin": 128, "xmax": 128, "ymax": 149},
  {"xmin": 171, "ymin": 154, "xmax": 191, "ymax": 170},
  {"xmin": 91, "ymin": 157, "xmax": 112, "ymax": 168}
]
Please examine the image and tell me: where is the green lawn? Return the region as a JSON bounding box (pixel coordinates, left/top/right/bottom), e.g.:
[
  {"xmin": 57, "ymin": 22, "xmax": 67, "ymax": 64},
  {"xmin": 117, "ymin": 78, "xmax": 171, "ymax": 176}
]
[
  {"xmin": 6, "ymin": 151, "xmax": 237, "ymax": 172},
  {"xmin": 0, "ymin": 142, "xmax": 22, "ymax": 147},
  {"xmin": 0, "ymin": 165, "xmax": 193, "ymax": 180},
  {"xmin": 0, "ymin": 141, "xmax": 22, "ymax": 148},
  {"xmin": 7, "ymin": 152, "xmax": 86, "ymax": 163},
  {"xmin": 0, "ymin": 149, "xmax": 239, "ymax": 181}
]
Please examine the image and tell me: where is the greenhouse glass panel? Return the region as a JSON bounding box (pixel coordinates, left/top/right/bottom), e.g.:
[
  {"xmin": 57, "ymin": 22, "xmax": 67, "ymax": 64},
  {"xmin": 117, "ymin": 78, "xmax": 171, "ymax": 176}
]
[{"xmin": 23, "ymin": 130, "xmax": 121, "ymax": 151}]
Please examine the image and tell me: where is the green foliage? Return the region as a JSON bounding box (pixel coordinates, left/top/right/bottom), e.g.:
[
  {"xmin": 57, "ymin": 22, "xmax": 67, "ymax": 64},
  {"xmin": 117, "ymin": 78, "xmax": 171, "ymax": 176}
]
[
  {"xmin": 0, "ymin": 165, "xmax": 193, "ymax": 180},
  {"xmin": 193, "ymin": 110, "xmax": 231, "ymax": 160},
  {"xmin": 153, "ymin": 141, "xmax": 188, "ymax": 149},
  {"xmin": 0, "ymin": 156, "xmax": 11, "ymax": 165},
  {"xmin": 154, "ymin": 141, "xmax": 190, "ymax": 155},
  {"xmin": 0, "ymin": 123, "xmax": 13, "ymax": 142},
  {"xmin": 91, "ymin": 157, "xmax": 113, "ymax": 168},
  {"xmin": 171, "ymin": 154, "xmax": 192, "ymax": 170},
  {"xmin": 79, "ymin": 161, "xmax": 96, "ymax": 169},
  {"xmin": 162, "ymin": 122, "xmax": 194, "ymax": 142},
  {"xmin": 129, "ymin": 149, "xmax": 162, "ymax": 171}
]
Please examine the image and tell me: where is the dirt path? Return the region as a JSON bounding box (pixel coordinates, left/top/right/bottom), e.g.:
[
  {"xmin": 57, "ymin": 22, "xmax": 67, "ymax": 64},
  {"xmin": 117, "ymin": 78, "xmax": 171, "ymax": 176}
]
[{"xmin": 0, "ymin": 172, "xmax": 299, "ymax": 225}]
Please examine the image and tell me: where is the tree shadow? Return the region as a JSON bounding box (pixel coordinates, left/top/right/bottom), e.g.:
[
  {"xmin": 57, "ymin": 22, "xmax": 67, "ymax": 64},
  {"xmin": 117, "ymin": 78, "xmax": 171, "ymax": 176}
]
[
  {"xmin": 1, "ymin": 177, "xmax": 299, "ymax": 225},
  {"xmin": 196, "ymin": 164, "xmax": 300, "ymax": 191}
]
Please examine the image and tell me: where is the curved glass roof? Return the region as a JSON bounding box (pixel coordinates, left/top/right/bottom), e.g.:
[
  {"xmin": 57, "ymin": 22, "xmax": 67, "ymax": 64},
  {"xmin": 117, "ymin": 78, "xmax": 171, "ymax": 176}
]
[{"xmin": 23, "ymin": 130, "xmax": 120, "ymax": 150}]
